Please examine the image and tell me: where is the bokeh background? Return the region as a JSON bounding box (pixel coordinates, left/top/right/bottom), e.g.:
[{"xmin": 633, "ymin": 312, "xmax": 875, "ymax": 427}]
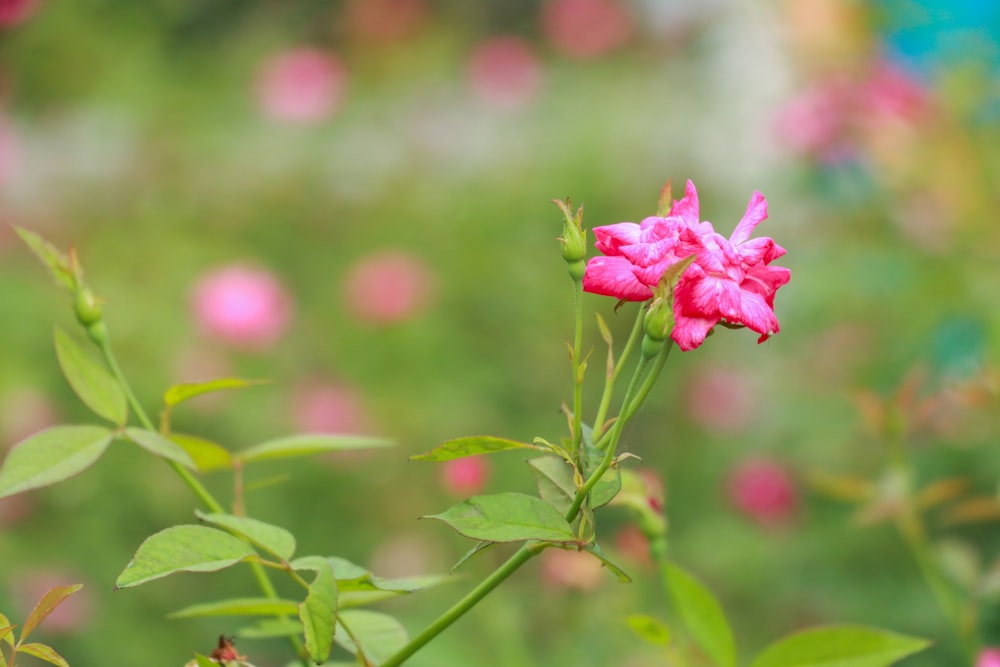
[{"xmin": 1, "ymin": 0, "xmax": 999, "ymax": 665}]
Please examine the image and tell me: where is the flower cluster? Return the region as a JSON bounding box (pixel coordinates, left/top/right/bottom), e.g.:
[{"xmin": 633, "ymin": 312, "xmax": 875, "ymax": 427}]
[{"xmin": 582, "ymin": 181, "xmax": 790, "ymax": 351}]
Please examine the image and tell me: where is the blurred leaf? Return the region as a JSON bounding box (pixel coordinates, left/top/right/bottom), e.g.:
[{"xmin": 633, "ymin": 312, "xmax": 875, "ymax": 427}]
[
  {"xmin": 933, "ymin": 539, "xmax": 980, "ymax": 591},
  {"xmin": 335, "ymin": 610, "xmax": 408, "ymax": 666},
  {"xmin": 170, "ymin": 433, "xmax": 233, "ymax": 473},
  {"xmin": 15, "ymin": 227, "xmax": 73, "ymax": 290},
  {"xmin": 299, "ymin": 561, "xmax": 337, "ymax": 664},
  {"xmin": 115, "ymin": 525, "xmax": 257, "ymax": 589},
  {"xmin": 527, "ymin": 456, "xmax": 576, "ymax": 516},
  {"xmin": 942, "ymin": 497, "xmax": 1000, "ymax": 526},
  {"xmin": 0, "ymin": 425, "xmax": 113, "ymax": 500},
  {"xmin": 806, "ymin": 470, "xmax": 874, "ymax": 503},
  {"xmin": 238, "ymin": 618, "xmax": 303, "ymax": 640},
  {"xmin": 196, "ymin": 511, "xmax": 296, "ymax": 561},
  {"xmin": 193, "ymin": 655, "xmax": 218, "ymax": 667},
  {"xmin": 625, "ymin": 614, "xmax": 671, "ymax": 647},
  {"xmin": 748, "ymin": 625, "xmax": 931, "ymax": 667},
  {"xmin": 583, "ymin": 439, "xmax": 620, "ymax": 509},
  {"xmin": 163, "ymin": 378, "xmax": 268, "ymax": 408},
  {"xmin": 424, "ymin": 493, "xmax": 576, "ymax": 543},
  {"xmin": 582, "ymin": 543, "xmax": 631, "ymax": 583},
  {"xmin": 916, "ymin": 477, "xmax": 970, "ymax": 510},
  {"xmin": 123, "ymin": 428, "xmax": 197, "ymax": 470},
  {"xmin": 663, "ymin": 561, "xmax": 736, "ymax": 667},
  {"xmin": 53, "ymin": 327, "xmax": 127, "ymax": 425},
  {"xmin": 236, "ymin": 435, "xmax": 393, "ymax": 464},
  {"xmin": 410, "ymin": 435, "xmax": 538, "ymax": 461},
  {"xmin": 16, "ymin": 643, "xmax": 69, "ymax": 667},
  {"xmin": 0, "ymin": 619, "xmax": 16, "ymax": 647},
  {"xmin": 21, "ymin": 584, "xmax": 83, "ymax": 641},
  {"xmin": 168, "ymin": 597, "xmax": 299, "ymax": 619}
]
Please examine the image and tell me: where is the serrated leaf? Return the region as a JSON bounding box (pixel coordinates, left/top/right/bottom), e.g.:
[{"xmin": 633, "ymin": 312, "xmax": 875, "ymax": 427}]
[
  {"xmin": 625, "ymin": 614, "xmax": 671, "ymax": 646},
  {"xmin": 115, "ymin": 525, "xmax": 257, "ymax": 589},
  {"xmin": 663, "ymin": 562, "xmax": 736, "ymax": 667},
  {"xmin": 582, "ymin": 543, "xmax": 631, "ymax": 582},
  {"xmin": 15, "ymin": 227, "xmax": 74, "ymax": 290},
  {"xmin": 21, "ymin": 584, "xmax": 83, "ymax": 641},
  {"xmin": 237, "ymin": 435, "xmax": 393, "ymax": 464},
  {"xmin": 123, "ymin": 428, "xmax": 197, "ymax": 469},
  {"xmin": 53, "ymin": 327, "xmax": 127, "ymax": 425},
  {"xmin": 410, "ymin": 436, "xmax": 537, "ymax": 462},
  {"xmin": 527, "ymin": 456, "xmax": 576, "ymax": 516},
  {"xmin": 748, "ymin": 625, "xmax": 931, "ymax": 667},
  {"xmin": 299, "ymin": 562, "xmax": 337, "ymax": 663},
  {"xmin": 169, "ymin": 433, "xmax": 233, "ymax": 473},
  {"xmin": 424, "ymin": 492, "xmax": 576, "ymax": 543},
  {"xmin": 0, "ymin": 425, "xmax": 113, "ymax": 500},
  {"xmin": 17, "ymin": 643, "xmax": 69, "ymax": 667},
  {"xmin": 336, "ymin": 610, "xmax": 408, "ymax": 666},
  {"xmin": 196, "ymin": 511, "xmax": 296, "ymax": 561},
  {"xmin": 238, "ymin": 618, "xmax": 303, "ymax": 640},
  {"xmin": 164, "ymin": 378, "xmax": 269, "ymax": 408},
  {"xmin": 168, "ymin": 597, "xmax": 299, "ymax": 619}
]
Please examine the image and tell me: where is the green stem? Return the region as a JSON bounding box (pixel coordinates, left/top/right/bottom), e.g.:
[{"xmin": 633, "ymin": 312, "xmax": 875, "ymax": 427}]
[
  {"xmin": 566, "ymin": 353, "xmax": 653, "ymax": 522},
  {"xmin": 571, "ymin": 278, "xmax": 584, "ymax": 458},
  {"xmin": 593, "ymin": 306, "xmax": 644, "ymax": 441},
  {"xmin": 381, "ymin": 543, "xmax": 544, "ymax": 667},
  {"xmin": 620, "ymin": 340, "xmax": 673, "ymax": 424},
  {"xmin": 88, "ymin": 321, "xmax": 308, "ymax": 666}
]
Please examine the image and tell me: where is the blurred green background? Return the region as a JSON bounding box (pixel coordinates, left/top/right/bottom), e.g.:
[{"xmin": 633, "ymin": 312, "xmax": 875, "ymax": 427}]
[{"xmin": 1, "ymin": 0, "xmax": 999, "ymax": 665}]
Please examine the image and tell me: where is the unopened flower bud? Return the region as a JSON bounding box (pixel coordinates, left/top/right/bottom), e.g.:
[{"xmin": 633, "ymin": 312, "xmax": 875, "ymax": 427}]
[
  {"xmin": 553, "ymin": 197, "xmax": 588, "ymax": 279},
  {"xmin": 73, "ymin": 287, "xmax": 103, "ymax": 327}
]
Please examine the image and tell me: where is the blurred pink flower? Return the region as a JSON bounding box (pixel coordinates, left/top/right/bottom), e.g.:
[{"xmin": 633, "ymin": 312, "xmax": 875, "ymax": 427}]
[
  {"xmin": 613, "ymin": 525, "xmax": 653, "ymax": 567},
  {"xmin": 0, "ymin": 0, "xmax": 39, "ymax": 26},
  {"xmin": 773, "ymin": 76, "xmax": 856, "ymax": 161},
  {"xmin": 256, "ymin": 48, "xmax": 347, "ymax": 123},
  {"xmin": 191, "ymin": 264, "xmax": 293, "ymax": 349},
  {"xmin": 583, "ymin": 181, "xmax": 790, "ymax": 351},
  {"xmin": 686, "ymin": 367, "xmax": 756, "ymax": 435},
  {"xmin": 1, "ymin": 389, "xmax": 59, "ymax": 447},
  {"xmin": 0, "ymin": 493, "xmax": 34, "ymax": 526},
  {"xmin": 540, "ymin": 548, "xmax": 605, "ymax": 590},
  {"xmin": 467, "ymin": 36, "xmax": 544, "ymax": 111},
  {"xmin": 542, "ymin": 0, "xmax": 634, "ymax": 60},
  {"xmin": 727, "ymin": 457, "xmax": 797, "ymax": 526},
  {"xmin": 345, "ymin": 0, "xmax": 426, "ymax": 43},
  {"xmin": 343, "ymin": 251, "xmax": 436, "ymax": 325},
  {"xmin": 292, "ymin": 379, "xmax": 369, "ymax": 435},
  {"xmin": 11, "ymin": 571, "xmax": 91, "ymax": 634},
  {"xmin": 441, "ymin": 457, "xmax": 490, "ymax": 497},
  {"xmin": 977, "ymin": 648, "xmax": 1000, "ymax": 667}
]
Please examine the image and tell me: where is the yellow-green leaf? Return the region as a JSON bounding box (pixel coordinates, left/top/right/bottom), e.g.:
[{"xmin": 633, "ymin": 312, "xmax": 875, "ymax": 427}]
[
  {"xmin": 0, "ymin": 426, "xmax": 113, "ymax": 500},
  {"xmin": 53, "ymin": 327, "xmax": 127, "ymax": 425}
]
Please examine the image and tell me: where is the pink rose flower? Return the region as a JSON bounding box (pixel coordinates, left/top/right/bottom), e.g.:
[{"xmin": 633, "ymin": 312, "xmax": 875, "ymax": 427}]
[
  {"xmin": 542, "ymin": 0, "xmax": 634, "ymax": 60},
  {"xmin": 191, "ymin": 264, "xmax": 293, "ymax": 349},
  {"xmin": 441, "ymin": 457, "xmax": 490, "ymax": 497},
  {"xmin": 977, "ymin": 648, "xmax": 1000, "ymax": 667},
  {"xmin": 343, "ymin": 250, "xmax": 436, "ymax": 325},
  {"xmin": 540, "ymin": 548, "xmax": 605, "ymax": 590},
  {"xmin": 582, "ymin": 180, "xmax": 790, "ymax": 351},
  {"xmin": 255, "ymin": 48, "xmax": 347, "ymax": 124},
  {"xmin": 467, "ymin": 36, "xmax": 544, "ymax": 111},
  {"xmin": 726, "ymin": 457, "xmax": 797, "ymax": 526}
]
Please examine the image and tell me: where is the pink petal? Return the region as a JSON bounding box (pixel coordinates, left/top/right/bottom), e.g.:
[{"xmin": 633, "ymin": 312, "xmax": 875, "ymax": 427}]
[
  {"xmin": 582, "ymin": 255, "xmax": 652, "ymax": 301},
  {"xmin": 730, "ymin": 191, "xmax": 768, "ymax": 245},
  {"xmin": 668, "ymin": 180, "xmax": 701, "ymax": 226},
  {"xmin": 592, "ymin": 222, "xmax": 643, "ymax": 255},
  {"xmin": 671, "ymin": 311, "xmax": 718, "ymax": 351}
]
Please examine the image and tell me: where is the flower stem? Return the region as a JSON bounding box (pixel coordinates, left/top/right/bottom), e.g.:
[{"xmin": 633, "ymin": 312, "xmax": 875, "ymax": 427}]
[
  {"xmin": 571, "ymin": 278, "xmax": 585, "ymax": 458},
  {"xmin": 593, "ymin": 306, "xmax": 644, "ymax": 441},
  {"xmin": 88, "ymin": 321, "xmax": 308, "ymax": 666},
  {"xmin": 380, "ymin": 542, "xmax": 545, "ymax": 667}
]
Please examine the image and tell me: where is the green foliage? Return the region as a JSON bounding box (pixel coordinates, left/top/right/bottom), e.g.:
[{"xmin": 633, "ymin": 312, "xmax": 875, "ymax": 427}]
[
  {"xmin": 748, "ymin": 626, "xmax": 932, "ymax": 667},
  {"xmin": 123, "ymin": 427, "xmax": 198, "ymax": 469},
  {"xmin": 14, "ymin": 227, "xmax": 74, "ymax": 291},
  {"xmin": 527, "ymin": 455, "xmax": 576, "ymax": 515},
  {"xmin": 625, "ymin": 614, "xmax": 672, "ymax": 646},
  {"xmin": 424, "ymin": 492, "xmax": 577, "ymax": 543},
  {"xmin": 235, "ymin": 434, "xmax": 393, "ymax": 464},
  {"xmin": 0, "ymin": 585, "xmax": 82, "ymax": 667},
  {"xmin": 663, "ymin": 561, "xmax": 737, "ymax": 667},
  {"xmin": 115, "ymin": 525, "xmax": 258, "ymax": 589},
  {"xmin": 53, "ymin": 326, "xmax": 128, "ymax": 425},
  {"xmin": 0, "ymin": 425, "xmax": 113, "ymax": 500},
  {"xmin": 168, "ymin": 433, "xmax": 234, "ymax": 472},
  {"xmin": 336, "ymin": 610, "xmax": 409, "ymax": 666},
  {"xmin": 168, "ymin": 598, "xmax": 299, "ymax": 619},
  {"xmin": 163, "ymin": 378, "xmax": 269, "ymax": 408},
  {"xmin": 299, "ymin": 562, "xmax": 338, "ymax": 664},
  {"xmin": 195, "ymin": 511, "xmax": 297, "ymax": 561},
  {"xmin": 410, "ymin": 436, "xmax": 539, "ymax": 461}
]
